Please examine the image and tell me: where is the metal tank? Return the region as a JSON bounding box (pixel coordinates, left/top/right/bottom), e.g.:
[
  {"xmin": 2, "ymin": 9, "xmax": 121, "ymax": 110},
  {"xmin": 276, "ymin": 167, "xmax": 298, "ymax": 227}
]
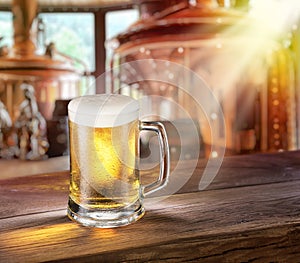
[
  {"xmin": 0, "ymin": 0, "xmax": 83, "ymax": 159},
  {"xmin": 108, "ymin": 0, "xmax": 296, "ymax": 159}
]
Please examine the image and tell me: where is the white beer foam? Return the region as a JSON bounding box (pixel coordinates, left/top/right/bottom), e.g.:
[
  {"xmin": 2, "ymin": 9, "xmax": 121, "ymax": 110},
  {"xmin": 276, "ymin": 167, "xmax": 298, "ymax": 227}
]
[{"xmin": 68, "ymin": 94, "xmax": 139, "ymax": 127}]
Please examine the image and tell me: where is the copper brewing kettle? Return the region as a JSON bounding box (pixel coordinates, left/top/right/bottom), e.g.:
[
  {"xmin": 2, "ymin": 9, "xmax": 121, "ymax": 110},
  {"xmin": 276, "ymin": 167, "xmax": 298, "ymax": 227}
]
[{"xmin": 108, "ymin": 0, "xmax": 296, "ymax": 158}]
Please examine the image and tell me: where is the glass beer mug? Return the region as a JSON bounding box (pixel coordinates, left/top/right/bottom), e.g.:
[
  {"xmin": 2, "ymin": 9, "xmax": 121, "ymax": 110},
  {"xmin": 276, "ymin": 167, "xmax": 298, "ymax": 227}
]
[{"xmin": 67, "ymin": 94, "xmax": 170, "ymax": 228}]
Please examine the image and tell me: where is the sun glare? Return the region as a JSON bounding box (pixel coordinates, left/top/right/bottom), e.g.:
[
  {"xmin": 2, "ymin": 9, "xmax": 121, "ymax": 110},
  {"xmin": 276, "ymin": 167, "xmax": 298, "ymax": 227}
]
[
  {"xmin": 250, "ymin": 0, "xmax": 300, "ymax": 37},
  {"xmin": 210, "ymin": 0, "xmax": 300, "ymax": 97}
]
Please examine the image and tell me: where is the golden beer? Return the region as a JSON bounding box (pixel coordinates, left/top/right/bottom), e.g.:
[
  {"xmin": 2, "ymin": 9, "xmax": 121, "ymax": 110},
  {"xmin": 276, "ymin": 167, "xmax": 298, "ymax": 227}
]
[
  {"xmin": 69, "ymin": 119, "xmax": 140, "ymax": 210},
  {"xmin": 67, "ymin": 94, "xmax": 169, "ymax": 228}
]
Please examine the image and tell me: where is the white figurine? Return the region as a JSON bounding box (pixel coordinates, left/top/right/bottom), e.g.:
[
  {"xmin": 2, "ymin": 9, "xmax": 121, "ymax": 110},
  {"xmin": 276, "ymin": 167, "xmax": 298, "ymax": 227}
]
[{"xmin": 15, "ymin": 83, "xmax": 49, "ymax": 160}]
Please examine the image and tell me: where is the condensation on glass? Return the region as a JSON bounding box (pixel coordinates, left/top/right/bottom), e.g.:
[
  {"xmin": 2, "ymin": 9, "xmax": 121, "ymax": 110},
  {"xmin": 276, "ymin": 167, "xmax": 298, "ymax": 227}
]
[{"xmin": 107, "ymin": 0, "xmax": 297, "ymax": 158}]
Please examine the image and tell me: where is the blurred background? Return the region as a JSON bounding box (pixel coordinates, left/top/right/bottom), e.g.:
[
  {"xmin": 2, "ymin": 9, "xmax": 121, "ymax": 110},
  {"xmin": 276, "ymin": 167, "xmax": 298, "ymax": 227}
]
[{"xmin": 1, "ymin": 0, "xmax": 300, "ymax": 162}]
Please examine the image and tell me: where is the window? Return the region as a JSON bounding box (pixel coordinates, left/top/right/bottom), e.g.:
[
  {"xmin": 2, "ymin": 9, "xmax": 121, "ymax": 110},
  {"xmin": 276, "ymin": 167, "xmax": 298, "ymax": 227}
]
[
  {"xmin": 105, "ymin": 9, "xmax": 139, "ymax": 69},
  {"xmin": 0, "ymin": 12, "xmax": 95, "ymax": 73},
  {"xmin": 0, "ymin": 7, "xmax": 139, "ymax": 93},
  {"xmin": 38, "ymin": 13, "xmax": 95, "ymax": 73},
  {"xmin": 0, "ymin": 12, "xmax": 13, "ymax": 47}
]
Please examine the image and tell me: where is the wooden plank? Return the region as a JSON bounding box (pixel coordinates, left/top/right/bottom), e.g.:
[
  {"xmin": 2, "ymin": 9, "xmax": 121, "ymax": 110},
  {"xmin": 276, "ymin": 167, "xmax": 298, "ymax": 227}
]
[
  {"xmin": 0, "ymin": 180, "xmax": 300, "ymax": 262},
  {"xmin": 0, "ymin": 172, "xmax": 69, "ymax": 219},
  {"xmin": 181, "ymin": 150, "xmax": 300, "ymax": 192},
  {"xmin": 1, "ymin": 151, "xmax": 300, "ymax": 220},
  {"xmin": 0, "ymin": 156, "xmax": 69, "ymax": 179}
]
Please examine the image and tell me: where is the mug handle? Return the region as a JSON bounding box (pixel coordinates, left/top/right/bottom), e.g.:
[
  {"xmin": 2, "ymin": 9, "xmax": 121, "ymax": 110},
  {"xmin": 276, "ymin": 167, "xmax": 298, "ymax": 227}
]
[{"xmin": 139, "ymin": 121, "xmax": 170, "ymax": 197}]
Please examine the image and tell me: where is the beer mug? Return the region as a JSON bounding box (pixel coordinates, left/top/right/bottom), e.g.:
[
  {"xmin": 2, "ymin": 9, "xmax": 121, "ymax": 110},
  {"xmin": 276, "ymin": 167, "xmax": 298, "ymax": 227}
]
[{"xmin": 67, "ymin": 94, "xmax": 170, "ymax": 228}]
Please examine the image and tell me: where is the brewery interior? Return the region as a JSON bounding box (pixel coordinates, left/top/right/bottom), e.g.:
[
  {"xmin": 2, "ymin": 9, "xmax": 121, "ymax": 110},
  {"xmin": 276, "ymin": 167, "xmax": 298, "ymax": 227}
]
[
  {"xmin": 0, "ymin": 0, "xmax": 300, "ymax": 163},
  {"xmin": 1, "ymin": 0, "xmax": 300, "ymax": 165},
  {"xmin": 1, "ymin": 0, "xmax": 300, "ymax": 261}
]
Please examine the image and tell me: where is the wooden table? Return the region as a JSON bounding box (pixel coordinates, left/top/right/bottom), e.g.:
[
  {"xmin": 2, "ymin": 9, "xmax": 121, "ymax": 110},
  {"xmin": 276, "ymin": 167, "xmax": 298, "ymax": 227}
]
[{"xmin": 1, "ymin": 151, "xmax": 300, "ymax": 262}]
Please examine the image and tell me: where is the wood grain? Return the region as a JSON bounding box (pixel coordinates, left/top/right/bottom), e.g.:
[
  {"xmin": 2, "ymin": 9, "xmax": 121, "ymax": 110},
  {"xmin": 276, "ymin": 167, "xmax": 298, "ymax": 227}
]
[
  {"xmin": 1, "ymin": 180, "xmax": 300, "ymax": 262},
  {"xmin": 1, "ymin": 151, "xmax": 300, "ymax": 262},
  {"xmin": 0, "ymin": 156, "xmax": 69, "ymax": 179},
  {"xmin": 1, "ymin": 150, "xmax": 300, "ymax": 220},
  {"xmin": 0, "ymin": 172, "xmax": 69, "ymax": 219}
]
